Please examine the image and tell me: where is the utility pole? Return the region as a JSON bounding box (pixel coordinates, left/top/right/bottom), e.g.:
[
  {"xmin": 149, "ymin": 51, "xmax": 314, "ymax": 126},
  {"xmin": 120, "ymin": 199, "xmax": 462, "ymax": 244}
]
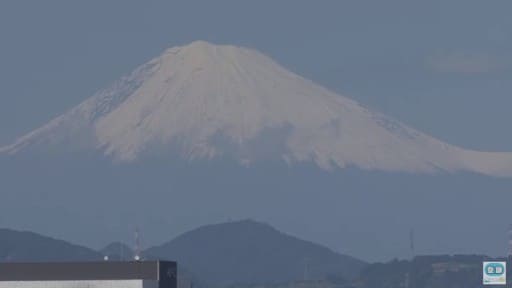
[
  {"xmin": 303, "ymin": 257, "xmax": 309, "ymax": 281},
  {"xmin": 408, "ymin": 228, "xmax": 415, "ymax": 288}
]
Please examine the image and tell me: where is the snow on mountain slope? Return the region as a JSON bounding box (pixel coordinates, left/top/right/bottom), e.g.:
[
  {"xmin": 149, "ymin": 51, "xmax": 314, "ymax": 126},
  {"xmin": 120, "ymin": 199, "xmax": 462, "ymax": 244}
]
[
  {"xmin": 1, "ymin": 41, "xmax": 512, "ymax": 177},
  {"xmin": 0, "ymin": 57, "xmax": 159, "ymax": 154}
]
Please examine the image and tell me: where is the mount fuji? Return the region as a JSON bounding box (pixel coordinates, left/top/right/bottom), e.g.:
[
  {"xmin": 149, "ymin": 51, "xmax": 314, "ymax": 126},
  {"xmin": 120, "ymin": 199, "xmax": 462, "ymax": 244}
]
[
  {"xmin": 1, "ymin": 41, "xmax": 511, "ymax": 177},
  {"xmin": 2, "ymin": 41, "xmax": 512, "ymax": 262}
]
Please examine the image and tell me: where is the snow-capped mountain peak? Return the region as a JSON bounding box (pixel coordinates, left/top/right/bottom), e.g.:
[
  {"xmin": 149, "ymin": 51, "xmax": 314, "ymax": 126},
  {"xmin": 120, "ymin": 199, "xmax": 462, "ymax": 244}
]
[{"xmin": 2, "ymin": 41, "xmax": 512, "ymax": 177}]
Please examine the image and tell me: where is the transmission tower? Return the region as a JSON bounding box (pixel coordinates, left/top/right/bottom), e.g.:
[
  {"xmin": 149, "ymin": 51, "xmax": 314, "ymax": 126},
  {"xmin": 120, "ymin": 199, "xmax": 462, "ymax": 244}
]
[{"xmin": 508, "ymin": 224, "xmax": 512, "ymax": 257}]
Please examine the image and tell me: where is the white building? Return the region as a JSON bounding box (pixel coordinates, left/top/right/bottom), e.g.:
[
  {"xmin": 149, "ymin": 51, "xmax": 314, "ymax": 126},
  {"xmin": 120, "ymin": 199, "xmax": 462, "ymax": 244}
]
[{"xmin": 0, "ymin": 261, "xmax": 177, "ymax": 288}]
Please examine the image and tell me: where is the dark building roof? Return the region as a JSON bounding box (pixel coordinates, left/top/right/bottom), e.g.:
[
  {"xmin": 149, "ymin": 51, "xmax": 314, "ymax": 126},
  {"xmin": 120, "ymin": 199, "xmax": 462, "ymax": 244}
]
[{"xmin": 0, "ymin": 261, "xmax": 177, "ymax": 282}]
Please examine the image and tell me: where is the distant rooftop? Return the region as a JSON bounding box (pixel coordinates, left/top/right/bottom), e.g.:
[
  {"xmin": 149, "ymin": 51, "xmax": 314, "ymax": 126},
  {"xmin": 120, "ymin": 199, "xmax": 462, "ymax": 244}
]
[{"xmin": 0, "ymin": 261, "xmax": 176, "ymax": 282}]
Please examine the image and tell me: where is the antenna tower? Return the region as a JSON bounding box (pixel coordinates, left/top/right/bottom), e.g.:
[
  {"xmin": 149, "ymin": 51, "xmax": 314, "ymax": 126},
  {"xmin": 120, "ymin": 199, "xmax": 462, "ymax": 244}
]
[
  {"xmin": 409, "ymin": 228, "xmax": 415, "ymax": 259},
  {"xmin": 134, "ymin": 227, "xmax": 142, "ymax": 261}
]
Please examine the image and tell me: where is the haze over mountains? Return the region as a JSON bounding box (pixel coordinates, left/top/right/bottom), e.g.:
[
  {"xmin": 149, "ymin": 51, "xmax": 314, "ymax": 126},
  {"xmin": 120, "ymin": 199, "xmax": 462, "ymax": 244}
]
[
  {"xmin": 0, "ymin": 228, "xmax": 101, "ymax": 262},
  {"xmin": 1, "ymin": 41, "xmax": 511, "ymax": 177},
  {"xmin": 146, "ymin": 220, "xmax": 365, "ymax": 285},
  {"xmin": 1, "ymin": 41, "xmax": 512, "ymax": 261},
  {"xmin": 0, "ymin": 221, "xmax": 365, "ymax": 286}
]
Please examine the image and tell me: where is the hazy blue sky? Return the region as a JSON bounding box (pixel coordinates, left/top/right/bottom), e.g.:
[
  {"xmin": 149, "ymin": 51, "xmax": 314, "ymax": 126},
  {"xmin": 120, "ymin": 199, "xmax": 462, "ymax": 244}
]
[
  {"xmin": 1, "ymin": 1, "xmax": 512, "ymax": 262},
  {"xmin": 1, "ymin": 0, "xmax": 511, "ymax": 150}
]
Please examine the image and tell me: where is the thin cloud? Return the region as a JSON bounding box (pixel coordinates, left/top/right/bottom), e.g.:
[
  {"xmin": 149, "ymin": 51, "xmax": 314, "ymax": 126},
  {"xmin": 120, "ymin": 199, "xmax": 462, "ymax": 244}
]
[{"xmin": 426, "ymin": 52, "xmax": 508, "ymax": 74}]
